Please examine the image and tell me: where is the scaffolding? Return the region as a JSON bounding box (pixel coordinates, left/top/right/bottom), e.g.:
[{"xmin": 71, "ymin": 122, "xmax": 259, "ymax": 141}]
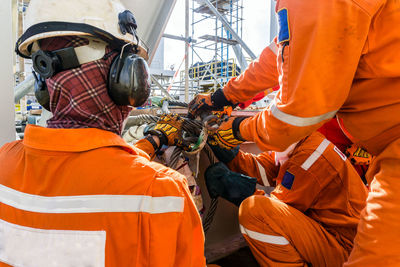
[{"xmin": 173, "ymin": 0, "xmax": 245, "ymax": 100}]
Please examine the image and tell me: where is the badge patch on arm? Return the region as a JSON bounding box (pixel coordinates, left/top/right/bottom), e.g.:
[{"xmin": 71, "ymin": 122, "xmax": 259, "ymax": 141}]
[
  {"xmin": 281, "ymin": 171, "xmax": 295, "ymax": 190},
  {"xmin": 277, "ymin": 8, "xmax": 290, "ymax": 44}
]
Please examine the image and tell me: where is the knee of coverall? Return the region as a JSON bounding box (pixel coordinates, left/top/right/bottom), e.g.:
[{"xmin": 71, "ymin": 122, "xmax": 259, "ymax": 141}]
[{"xmin": 239, "ymin": 195, "xmax": 274, "ymax": 228}]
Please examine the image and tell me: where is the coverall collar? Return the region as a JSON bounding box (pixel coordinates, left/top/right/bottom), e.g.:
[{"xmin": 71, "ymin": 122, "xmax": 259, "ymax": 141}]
[{"xmin": 23, "ymin": 125, "xmax": 146, "ymax": 157}]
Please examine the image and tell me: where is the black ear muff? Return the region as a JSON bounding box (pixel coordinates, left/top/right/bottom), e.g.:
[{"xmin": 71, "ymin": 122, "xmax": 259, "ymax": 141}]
[
  {"xmin": 108, "ymin": 52, "xmax": 151, "ymax": 107},
  {"xmin": 30, "ymin": 47, "xmax": 80, "ymax": 111},
  {"xmin": 32, "ymin": 47, "xmax": 80, "ymax": 79},
  {"xmin": 32, "ymin": 71, "xmax": 51, "ymax": 111},
  {"xmin": 32, "ymin": 50, "xmax": 61, "ymax": 79}
]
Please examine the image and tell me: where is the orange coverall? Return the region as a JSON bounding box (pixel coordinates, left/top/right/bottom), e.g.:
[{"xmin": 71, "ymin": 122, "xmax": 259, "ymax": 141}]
[
  {"xmin": 231, "ymin": 132, "xmax": 367, "ymax": 266},
  {"xmin": 0, "ymin": 125, "xmax": 205, "ymax": 267},
  {"xmin": 222, "ymin": 1, "xmax": 400, "ymax": 265}
]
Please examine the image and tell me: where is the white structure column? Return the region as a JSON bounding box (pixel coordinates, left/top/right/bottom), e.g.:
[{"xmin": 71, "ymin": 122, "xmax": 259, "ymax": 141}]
[
  {"xmin": 269, "ymin": 0, "xmax": 277, "ymax": 42},
  {"xmin": 0, "ymin": 0, "xmax": 16, "ymax": 145}
]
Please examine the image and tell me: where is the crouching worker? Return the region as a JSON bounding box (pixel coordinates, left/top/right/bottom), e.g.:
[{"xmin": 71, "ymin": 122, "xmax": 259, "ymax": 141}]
[
  {"xmin": 205, "ymin": 131, "xmax": 367, "ymax": 266},
  {"xmin": 0, "ymin": 1, "xmax": 205, "ymax": 266}
]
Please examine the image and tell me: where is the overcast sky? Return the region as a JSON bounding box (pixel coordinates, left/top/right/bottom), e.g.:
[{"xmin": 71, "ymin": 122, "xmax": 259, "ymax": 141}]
[{"xmin": 162, "ymin": 0, "xmax": 273, "ymax": 70}]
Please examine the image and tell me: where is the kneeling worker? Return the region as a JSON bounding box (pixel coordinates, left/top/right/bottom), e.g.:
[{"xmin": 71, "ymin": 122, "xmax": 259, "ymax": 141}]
[{"xmin": 205, "ymin": 131, "xmax": 368, "ymax": 266}]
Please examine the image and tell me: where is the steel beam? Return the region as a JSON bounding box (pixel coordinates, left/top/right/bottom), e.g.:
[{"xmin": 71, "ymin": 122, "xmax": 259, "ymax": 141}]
[
  {"xmin": 163, "ymin": 33, "xmax": 196, "ymax": 43},
  {"xmin": 200, "ymin": 0, "xmax": 256, "ymax": 60},
  {"xmin": 231, "ymin": 44, "xmax": 248, "ymax": 70},
  {"xmin": 150, "ymin": 75, "xmax": 173, "ymax": 100}
]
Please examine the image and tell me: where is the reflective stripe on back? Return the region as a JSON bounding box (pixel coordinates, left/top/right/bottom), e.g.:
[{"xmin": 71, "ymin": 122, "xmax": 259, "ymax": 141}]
[
  {"xmin": 301, "ymin": 139, "xmax": 331, "ymax": 171},
  {"xmin": 271, "ymin": 101, "xmax": 337, "ymax": 127},
  {"xmin": 240, "ymin": 225, "xmax": 289, "ymax": 245},
  {"xmin": 0, "ymin": 219, "xmax": 105, "ymax": 267},
  {"xmin": 256, "ymin": 160, "xmax": 270, "ymax": 186},
  {"xmin": 0, "ymin": 184, "xmax": 184, "ymax": 214}
]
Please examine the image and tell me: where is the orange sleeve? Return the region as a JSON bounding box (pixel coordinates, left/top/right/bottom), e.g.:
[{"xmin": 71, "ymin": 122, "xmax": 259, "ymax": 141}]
[
  {"xmin": 223, "ymin": 44, "xmax": 279, "ymax": 103},
  {"xmin": 228, "ymin": 151, "xmax": 279, "ymax": 186},
  {"xmin": 134, "ymin": 138, "xmax": 156, "ymax": 159},
  {"xmin": 239, "ymin": 0, "xmax": 372, "ymax": 152}
]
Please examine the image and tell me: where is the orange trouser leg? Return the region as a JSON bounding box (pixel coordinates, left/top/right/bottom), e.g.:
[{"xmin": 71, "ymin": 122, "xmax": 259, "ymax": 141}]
[
  {"xmin": 345, "ymin": 139, "xmax": 400, "ymax": 266},
  {"xmin": 239, "ymin": 195, "xmax": 347, "ymax": 267}
]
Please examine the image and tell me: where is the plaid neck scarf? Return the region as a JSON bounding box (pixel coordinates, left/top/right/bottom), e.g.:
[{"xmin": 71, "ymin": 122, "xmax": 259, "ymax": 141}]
[{"xmin": 40, "ymin": 36, "xmax": 132, "ymax": 135}]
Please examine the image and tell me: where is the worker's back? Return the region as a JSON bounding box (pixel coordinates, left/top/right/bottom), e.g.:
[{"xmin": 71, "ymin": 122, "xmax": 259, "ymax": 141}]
[
  {"xmin": 0, "ymin": 125, "xmax": 205, "ymax": 267},
  {"xmin": 339, "ymin": 0, "xmax": 400, "ymax": 156}
]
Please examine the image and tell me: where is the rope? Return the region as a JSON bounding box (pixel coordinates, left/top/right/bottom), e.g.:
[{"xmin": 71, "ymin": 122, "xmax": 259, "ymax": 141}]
[
  {"xmin": 201, "ymin": 144, "xmax": 219, "ymax": 235},
  {"xmin": 168, "ymin": 101, "xmax": 189, "ymax": 108},
  {"xmin": 126, "ymin": 111, "xmax": 220, "ymax": 235},
  {"xmin": 203, "ymin": 197, "xmax": 218, "ymax": 235},
  {"xmin": 124, "ymin": 114, "xmax": 159, "ymax": 128},
  {"xmin": 169, "ymin": 146, "xmax": 183, "ymax": 169}
]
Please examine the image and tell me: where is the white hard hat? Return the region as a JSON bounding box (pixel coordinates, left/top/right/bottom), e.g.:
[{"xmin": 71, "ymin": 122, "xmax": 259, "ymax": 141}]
[{"xmin": 16, "ymin": 0, "xmax": 148, "ymax": 59}]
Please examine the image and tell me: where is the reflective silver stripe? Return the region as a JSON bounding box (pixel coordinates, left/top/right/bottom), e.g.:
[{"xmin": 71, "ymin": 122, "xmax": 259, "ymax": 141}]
[
  {"xmin": 271, "ymin": 101, "xmax": 337, "ymax": 127},
  {"xmin": 0, "ymin": 219, "xmax": 106, "ymax": 267},
  {"xmin": 240, "ymin": 225, "xmax": 289, "ymax": 245},
  {"xmin": 268, "ymin": 41, "xmax": 278, "ymax": 55},
  {"xmin": 256, "ymin": 160, "xmax": 270, "ymax": 187},
  {"xmin": 0, "ymin": 184, "xmax": 184, "ymax": 214},
  {"xmin": 301, "ymin": 139, "xmax": 331, "ymax": 171}
]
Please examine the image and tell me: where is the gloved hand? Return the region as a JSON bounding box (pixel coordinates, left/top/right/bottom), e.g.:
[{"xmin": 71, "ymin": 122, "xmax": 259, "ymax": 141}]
[
  {"xmin": 207, "ymin": 141, "xmax": 239, "ymax": 164},
  {"xmin": 148, "ymin": 114, "xmax": 184, "ymax": 147},
  {"xmin": 345, "ymin": 144, "xmax": 372, "ymax": 165},
  {"xmin": 205, "ymin": 162, "xmax": 257, "ymax": 206},
  {"xmin": 188, "ymin": 88, "xmax": 235, "ymax": 118},
  {"xmin": 208, "ymin": 116, "xmax": 247, "ymax": 150}
]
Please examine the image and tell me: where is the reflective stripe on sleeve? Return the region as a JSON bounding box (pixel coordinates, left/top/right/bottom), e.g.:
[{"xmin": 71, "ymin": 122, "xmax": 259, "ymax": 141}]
[
  {"xmin": 301, "ymin": 139, "xmax": 330, "ymax": 171},
  {"xmin": 268, "ymin": 41, "xmax": 278, "ymax": 55},
  {"xmin": 240, "ymin": 225, "xmax": 289, "ymax": 245},
  {"xmin": 256, "ymin": 160, "xmax": 270, "ymax": 186},
  {"xmin": 0, "ymin": 184, "xmax": 184, "ymax": 214},
  {"xmin": 271, "ymin": 101, "xmax": 337, "ymax": 127}
]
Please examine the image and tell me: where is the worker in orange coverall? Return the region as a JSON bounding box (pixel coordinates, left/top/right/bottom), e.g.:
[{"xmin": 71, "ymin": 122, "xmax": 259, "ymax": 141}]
[
  {"xmin": 205, "ymin": 131, "xmax": 368, "ymax": 266},
  {"xmin": 189, "ymin": 0, "xmax": 400, "ymax": 265},
  {"xmin": 0, "ymin": 0, "xmax": 205, "ymax": 266}
]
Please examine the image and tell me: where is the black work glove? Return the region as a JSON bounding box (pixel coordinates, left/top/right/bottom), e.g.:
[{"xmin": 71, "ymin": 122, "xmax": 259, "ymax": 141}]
[
  {"xmin": 207, "ymin": 141, "xmax": 240, "ymax": 164},
  {"xmin": 205, "ymin": 162, "xmax": 257, "ymax": 207}
]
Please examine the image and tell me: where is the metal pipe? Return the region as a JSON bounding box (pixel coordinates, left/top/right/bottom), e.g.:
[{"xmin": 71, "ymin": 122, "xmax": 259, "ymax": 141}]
[
  {"xmin": 14, "ymin": 74, "xmax": 35, "ymax": 104},
  {"xmin": 150, "ymin": 75, "xmax": 174, "ymax": 100},
  {"xmin": 163, "ymin": 34, "xmax": 196, "ymax": 44},
  {"xmin": 200, "ymin": 0, "xmax": 256, "ymax": 60}
]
